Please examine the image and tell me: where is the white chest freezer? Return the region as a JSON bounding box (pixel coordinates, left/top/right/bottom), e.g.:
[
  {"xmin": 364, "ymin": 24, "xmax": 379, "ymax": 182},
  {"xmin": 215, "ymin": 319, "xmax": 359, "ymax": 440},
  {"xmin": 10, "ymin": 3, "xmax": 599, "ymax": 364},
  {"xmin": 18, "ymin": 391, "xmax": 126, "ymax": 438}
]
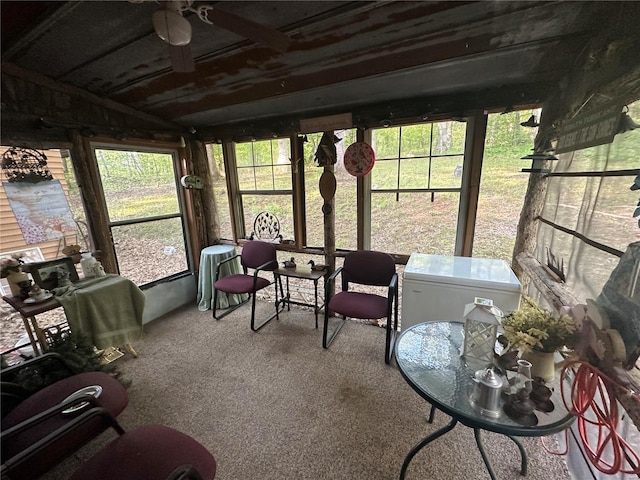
[{"xmin": 401, "ymin": 253, "xmax": 521, "ymax": 330}]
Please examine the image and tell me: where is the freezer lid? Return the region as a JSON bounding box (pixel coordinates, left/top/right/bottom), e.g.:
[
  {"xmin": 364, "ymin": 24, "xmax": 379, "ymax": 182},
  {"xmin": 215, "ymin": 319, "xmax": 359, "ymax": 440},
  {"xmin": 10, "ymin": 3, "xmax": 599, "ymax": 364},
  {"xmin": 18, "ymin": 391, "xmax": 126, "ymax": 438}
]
[{"xmin": 403, "ymin": 254, "xmax": 521, "ymax": 291}]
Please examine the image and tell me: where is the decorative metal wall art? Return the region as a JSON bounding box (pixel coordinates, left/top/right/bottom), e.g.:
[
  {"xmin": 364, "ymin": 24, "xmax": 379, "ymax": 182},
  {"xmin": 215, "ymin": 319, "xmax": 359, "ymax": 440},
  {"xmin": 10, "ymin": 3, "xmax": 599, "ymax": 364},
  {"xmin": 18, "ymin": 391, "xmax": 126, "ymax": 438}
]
[
  {"xmin": 250, "ymin": 211, "xmax": 282, "ymax": 242},
  {"xmin": 1, "ymin": 146, "xmax": 53, "ymax": 183}
]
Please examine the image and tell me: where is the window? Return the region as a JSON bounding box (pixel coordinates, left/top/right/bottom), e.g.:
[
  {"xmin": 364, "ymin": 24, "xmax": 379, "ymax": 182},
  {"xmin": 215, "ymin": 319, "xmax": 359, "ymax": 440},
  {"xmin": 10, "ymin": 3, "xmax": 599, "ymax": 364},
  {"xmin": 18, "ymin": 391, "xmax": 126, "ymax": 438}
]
[
  {"xmin": 535, "ymin": 100, "xmax": 640, "ymax": 302},
  {"xmin": 474, "ymin": 110, "xmax": 536, "ymax": 262},
  {"xmin": 235, "ymin": 139, "xmax": 293, "ymax": 241},
  {"xmin": 207, "ymin": 143, "xmax": 233, "ymax": 240},
  {"xmin": 303, "ymin": 130, "xmax": 358, "ymax": 250},
  {"xmin": 369, "ymin": 122, "xmax": 466, "ymax": 254},
  {"xmin": 93, "ymin": 146, "xmax": 189, "ymax": 286}
]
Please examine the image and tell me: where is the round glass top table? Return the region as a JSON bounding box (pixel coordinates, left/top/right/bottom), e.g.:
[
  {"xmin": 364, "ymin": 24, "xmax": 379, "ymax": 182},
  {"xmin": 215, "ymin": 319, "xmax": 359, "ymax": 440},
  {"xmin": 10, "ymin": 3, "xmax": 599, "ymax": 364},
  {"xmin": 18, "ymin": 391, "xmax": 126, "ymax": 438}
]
[
  {"xmin": 395, "ymin": 321, "xmax": 575, "ymax": 480},
  {"xmin": 197, "ymin": 245, "xmax": 247, "ymax": 311}
]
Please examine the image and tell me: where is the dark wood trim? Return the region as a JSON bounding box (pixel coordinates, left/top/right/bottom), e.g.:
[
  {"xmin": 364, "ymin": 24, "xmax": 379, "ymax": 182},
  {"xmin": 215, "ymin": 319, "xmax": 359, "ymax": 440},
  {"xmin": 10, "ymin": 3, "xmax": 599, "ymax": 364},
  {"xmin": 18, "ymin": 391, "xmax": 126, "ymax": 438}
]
[
  {"xmin": 546, "ymin": 169, "xmax": 640, "ymax": 178},
  {"xmin": 459, "ymin": 112, "xmax": 487, "ymax": 257},
  {"xmin": 357, "ymin": 129, "xmax": 372, "ymax": 251},
  {"xmin": 2, "ymin": 63, "xmax": 179, "ymax": 131},
  {"xmin": 222, "ymin": 141, "xmax": 243, "ymax": 241},
  {"xmin": 292, "ymin": 135, "xmax": 306, "ymax": 248},
  {"xmin": 536, "ymin": 217, "xmax": 625, "ymax": 257}
]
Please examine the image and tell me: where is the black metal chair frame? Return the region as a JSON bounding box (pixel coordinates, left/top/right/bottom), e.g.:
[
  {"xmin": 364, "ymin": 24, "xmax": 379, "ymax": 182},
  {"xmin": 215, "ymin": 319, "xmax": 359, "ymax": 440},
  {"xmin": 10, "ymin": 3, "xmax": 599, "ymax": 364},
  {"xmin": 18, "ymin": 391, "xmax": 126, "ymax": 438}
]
[
  {"xmin": 212, "ymin": 254, "xmax": 282, "ymax": 331},
  {"xmin": 1, "ymin": 398, "xmax": 116, "ymax": 478},
  {"xmin": 323, "ymin": 265, "xmax": 399, "ymax": 364},
  {"xmin": 2, "ymin": 352, "xmax": 76, "ymax": 417},
  {"xmin": 2, "ymin": 406, "xmax": 209, "ymax": 480}
]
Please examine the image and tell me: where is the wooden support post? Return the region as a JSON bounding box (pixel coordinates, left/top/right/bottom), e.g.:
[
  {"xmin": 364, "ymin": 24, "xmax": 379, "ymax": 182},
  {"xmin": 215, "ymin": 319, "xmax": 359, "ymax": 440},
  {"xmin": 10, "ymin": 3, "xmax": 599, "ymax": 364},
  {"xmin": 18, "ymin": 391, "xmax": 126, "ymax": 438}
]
[
  {"xmin": 458, "ymin": 112, "xmax": 487, "ymax": 257},
  {"xmin": 67, "ymin": 130, "xmax": 117, "ymax": 274},
  {"xmin": 292, "ymin": 135, "xmax": 306, "ymax": 248},
  {"xmin": 324, "ymin": 163, "xmax": 336, "ymax": 297},
  {"xmin": 187, "ymin": 139, "xmax": 219, "ymax": 255}
]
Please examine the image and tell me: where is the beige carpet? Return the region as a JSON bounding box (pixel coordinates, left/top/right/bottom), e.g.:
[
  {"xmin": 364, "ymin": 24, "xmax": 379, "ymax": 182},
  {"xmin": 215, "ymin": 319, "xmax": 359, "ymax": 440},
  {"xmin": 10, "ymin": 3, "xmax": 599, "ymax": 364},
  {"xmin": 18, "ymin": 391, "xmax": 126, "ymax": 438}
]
[{"xmin": 44, "ymin": 302, "xmax": 572, "ymax": 479}]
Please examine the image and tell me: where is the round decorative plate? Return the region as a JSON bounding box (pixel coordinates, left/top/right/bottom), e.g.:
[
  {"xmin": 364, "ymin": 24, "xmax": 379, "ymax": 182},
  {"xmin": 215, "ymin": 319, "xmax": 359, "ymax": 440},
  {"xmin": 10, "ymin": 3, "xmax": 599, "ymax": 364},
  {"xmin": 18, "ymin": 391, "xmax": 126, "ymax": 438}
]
[{"xmin": 344, "ymin": 142, "xmax": 375, "ymax": 177}]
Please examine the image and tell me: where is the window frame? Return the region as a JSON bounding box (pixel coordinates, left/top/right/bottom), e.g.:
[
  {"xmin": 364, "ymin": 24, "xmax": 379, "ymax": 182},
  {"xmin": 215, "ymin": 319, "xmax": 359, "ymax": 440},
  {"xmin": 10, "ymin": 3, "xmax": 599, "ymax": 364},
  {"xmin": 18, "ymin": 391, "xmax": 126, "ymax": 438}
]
[
  {"xmin": 90, "ymin": 142, "xmax": 192, "ymax": 287},
  {"xmin": 223, "ymin": 138, "xmax": 301, "ymax": 244},
  {"xmin": 219, "ymin": 115, "xmax": 486, "ymax": 258}
]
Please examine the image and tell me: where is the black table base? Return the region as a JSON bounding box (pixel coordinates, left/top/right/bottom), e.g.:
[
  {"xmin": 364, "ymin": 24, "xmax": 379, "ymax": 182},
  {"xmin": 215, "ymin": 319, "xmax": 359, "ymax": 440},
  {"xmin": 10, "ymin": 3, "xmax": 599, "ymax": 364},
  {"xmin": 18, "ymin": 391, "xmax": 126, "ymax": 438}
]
[{"xmin": 399, "ymin": 416, "xmax": 528, "ymax": 480}]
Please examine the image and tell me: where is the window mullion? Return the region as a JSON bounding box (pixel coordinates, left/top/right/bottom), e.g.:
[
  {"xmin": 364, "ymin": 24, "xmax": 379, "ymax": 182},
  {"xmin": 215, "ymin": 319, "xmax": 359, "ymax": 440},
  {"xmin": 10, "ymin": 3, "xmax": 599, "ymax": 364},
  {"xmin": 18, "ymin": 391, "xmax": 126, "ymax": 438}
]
[
  {"xmin": 396, "ymin": 127, "xmax": 402, "ymax": 202},
  {"xmin": 429, "ymin": 123, "xmax": 434, "ymax": 202}
]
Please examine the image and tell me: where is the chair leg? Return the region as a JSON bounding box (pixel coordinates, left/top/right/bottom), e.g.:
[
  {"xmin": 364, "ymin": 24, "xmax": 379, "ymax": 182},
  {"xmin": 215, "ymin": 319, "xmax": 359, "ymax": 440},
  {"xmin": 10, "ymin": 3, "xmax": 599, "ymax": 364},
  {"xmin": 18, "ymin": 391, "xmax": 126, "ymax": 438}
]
[
  {"xmin": 323, "ymin": 311, "xmax": 346, "ymax": 349},
  {"xmin": 385, "ymin": 296, "xmax": 399, "ymax": 364},
  {"xmin": 250, "ymin": 280, "xmax": 280, "ymax": 332},
  {"xmin": 385, "ymin": 319, "xmax": 397, "ymax": 364},
  {"xmin": 212, "ymin": 294, "xmax": 250, "ymax": 320}
]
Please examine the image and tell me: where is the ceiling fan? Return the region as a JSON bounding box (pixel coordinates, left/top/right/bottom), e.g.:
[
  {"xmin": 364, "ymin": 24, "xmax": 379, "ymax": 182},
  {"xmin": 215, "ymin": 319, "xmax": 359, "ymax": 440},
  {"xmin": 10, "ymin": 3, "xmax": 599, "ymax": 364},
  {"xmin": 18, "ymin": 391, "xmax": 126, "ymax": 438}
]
[{"xmin": 147, "ymin": 0, "xmax": 291, "ymax": 72}]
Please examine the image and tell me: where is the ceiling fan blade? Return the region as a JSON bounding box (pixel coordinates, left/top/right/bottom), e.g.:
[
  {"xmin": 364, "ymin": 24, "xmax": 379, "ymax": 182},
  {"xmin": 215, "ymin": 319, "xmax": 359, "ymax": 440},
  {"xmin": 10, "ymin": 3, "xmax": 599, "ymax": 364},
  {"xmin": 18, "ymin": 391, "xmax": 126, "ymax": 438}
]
[
  {"xmin": 170, "ymin": 44, "xmax": 195, "ymax": 72},
  {"xmin": 205, "ymin": 6, "xmax": 290, "ymax": 53}
]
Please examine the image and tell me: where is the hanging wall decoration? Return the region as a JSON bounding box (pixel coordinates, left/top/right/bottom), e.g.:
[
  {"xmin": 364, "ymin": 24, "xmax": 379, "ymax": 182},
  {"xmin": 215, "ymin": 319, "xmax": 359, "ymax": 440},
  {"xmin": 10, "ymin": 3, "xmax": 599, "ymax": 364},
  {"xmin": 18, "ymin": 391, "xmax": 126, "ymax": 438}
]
[
  {"xmin": 3, "ymin": 181, "xmax": 76, "ymax": 245},
  {"xmin": 344, "ymin": 141, "xmax": 375, "ymax": 177},
  {"xmin": 314, "ymin": 131, "xmax": 340, "ymax": 167},
  {"xmin": 1, "ymin": 146, "xmax": 53, "ymax": 183}
]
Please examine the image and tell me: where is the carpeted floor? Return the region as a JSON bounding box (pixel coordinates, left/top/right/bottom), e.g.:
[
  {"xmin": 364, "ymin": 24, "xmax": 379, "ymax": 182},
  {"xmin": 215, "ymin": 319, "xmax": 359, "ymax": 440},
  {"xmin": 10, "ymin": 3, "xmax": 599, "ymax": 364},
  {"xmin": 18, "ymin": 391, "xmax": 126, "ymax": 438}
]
[{"xmin": 44, "ymin": 302, "xmax": 572, "ymax": 479}]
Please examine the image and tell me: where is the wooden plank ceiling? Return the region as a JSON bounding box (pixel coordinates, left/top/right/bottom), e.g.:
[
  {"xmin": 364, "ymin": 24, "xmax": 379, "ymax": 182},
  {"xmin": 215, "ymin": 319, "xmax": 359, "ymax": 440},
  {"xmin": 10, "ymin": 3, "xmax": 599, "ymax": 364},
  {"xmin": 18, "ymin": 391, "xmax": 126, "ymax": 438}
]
[{"xmin": 1, "ymin": 1, "xmax": 638, "ymax": 140}]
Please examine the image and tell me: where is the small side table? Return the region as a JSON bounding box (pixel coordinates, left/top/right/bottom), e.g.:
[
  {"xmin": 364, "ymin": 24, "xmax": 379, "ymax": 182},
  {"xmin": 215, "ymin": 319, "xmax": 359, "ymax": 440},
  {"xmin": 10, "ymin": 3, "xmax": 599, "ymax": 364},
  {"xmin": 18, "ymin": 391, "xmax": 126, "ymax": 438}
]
[
  {"xmin": 1, "ymin": 294, "xmax": 60, "ymax": 356},
  {"xmin": 197, "ymin": 245, "xmax": 247, "ymax": 311},
  {"xmin": 395, "ymin": 321, "xmax": 575, "ymax": 480},
  {"xmin": 274, "ymin": 267, "xmax": 326, "ymax": 328}
]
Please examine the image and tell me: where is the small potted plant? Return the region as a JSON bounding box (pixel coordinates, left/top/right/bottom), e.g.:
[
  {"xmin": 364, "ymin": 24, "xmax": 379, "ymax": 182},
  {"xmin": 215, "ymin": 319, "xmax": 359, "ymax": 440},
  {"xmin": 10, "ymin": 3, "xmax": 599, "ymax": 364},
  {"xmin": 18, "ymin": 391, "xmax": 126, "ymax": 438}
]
[{"xmin": 500, "ymin": 296, "xmax": 577, "ymax": 381}]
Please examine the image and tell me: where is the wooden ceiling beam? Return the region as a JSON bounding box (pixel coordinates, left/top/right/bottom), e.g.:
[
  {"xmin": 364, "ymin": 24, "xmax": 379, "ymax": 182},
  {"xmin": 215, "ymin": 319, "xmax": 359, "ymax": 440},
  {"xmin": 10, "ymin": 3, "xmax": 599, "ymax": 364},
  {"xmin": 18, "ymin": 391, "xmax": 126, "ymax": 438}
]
[{"xmin": 1, "ymin": 62, "xmax": 181, "ymax": 131}]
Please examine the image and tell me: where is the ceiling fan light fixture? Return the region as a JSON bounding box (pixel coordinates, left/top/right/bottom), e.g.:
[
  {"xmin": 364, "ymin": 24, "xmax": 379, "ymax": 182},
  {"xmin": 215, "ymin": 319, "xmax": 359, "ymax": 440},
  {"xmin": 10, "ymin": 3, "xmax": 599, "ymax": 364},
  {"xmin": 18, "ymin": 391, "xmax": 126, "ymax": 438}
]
[{"xmin": 153, "ymin": 9, "xmax": 192, "ymax": 46}]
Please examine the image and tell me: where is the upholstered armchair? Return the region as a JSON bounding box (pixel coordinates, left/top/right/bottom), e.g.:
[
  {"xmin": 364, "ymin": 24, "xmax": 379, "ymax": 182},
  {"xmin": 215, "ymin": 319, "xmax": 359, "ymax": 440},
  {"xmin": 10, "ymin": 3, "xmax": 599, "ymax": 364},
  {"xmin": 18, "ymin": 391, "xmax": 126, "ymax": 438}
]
[{"xmin": 324, "ymin": 250, "xmax": 399, "ymax": 364}]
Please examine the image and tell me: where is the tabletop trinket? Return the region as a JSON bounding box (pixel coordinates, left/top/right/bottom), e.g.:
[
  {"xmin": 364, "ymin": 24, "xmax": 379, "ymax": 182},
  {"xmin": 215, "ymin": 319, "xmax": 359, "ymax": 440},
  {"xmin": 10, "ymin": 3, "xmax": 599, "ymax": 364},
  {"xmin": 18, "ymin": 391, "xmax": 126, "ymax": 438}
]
[
  {"xmin": 18, "ymin": 280, "xmax": 33, "ymax": 300},
  {"xmin": 529, "ymin": 378, "xmax": 555, "ymax": 413},
  {"xmin": 470, "ymin": 367, "xmax": 504, "ymax": 418},
  {"xmin": 503, "ymin": 388, "xmax": 538, "ymax": 426},
  {"xmin": 308, "ymin": 260, "xmax": 327, "ymax": 272},
  {"xmin": 2, "ymin": 254, "xmax": 29, "ymax": 297},
  {"xmin": 29, "ymin": 284, "xmax": 47, "ymax": 301},
  {"xmin": 462, "ymin": 297, "xmax": 503, "ymax": 366},
  {"xmin": 283, "ymin": 257, "xmax": 296, "ymax": 268},
  {"xmin": 80, "ymin": 252, "xmax": 98, "ymax": 279}
]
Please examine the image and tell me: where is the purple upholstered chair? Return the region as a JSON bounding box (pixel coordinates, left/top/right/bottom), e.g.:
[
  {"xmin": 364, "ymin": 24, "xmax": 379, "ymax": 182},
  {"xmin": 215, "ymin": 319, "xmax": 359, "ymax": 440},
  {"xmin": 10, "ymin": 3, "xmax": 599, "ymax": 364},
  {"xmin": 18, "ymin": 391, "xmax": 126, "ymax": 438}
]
[
  {"xmin": 2, "ymin": 406, "xmax": 216, "ymax": 480},
  {"xmin": 324, "ymin": 250, "xmax": 398, "ymax": 364},
  {"xmin": 68, "ymin": 409, "xmax": 217, "ymax": 480},
  {"xmin": 212, "ymin": 241, "xmax": 280, "ymax": 331},
  {"xmin": 1, "ymin": 353, "xmax": 128, "ymax": 480}
]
